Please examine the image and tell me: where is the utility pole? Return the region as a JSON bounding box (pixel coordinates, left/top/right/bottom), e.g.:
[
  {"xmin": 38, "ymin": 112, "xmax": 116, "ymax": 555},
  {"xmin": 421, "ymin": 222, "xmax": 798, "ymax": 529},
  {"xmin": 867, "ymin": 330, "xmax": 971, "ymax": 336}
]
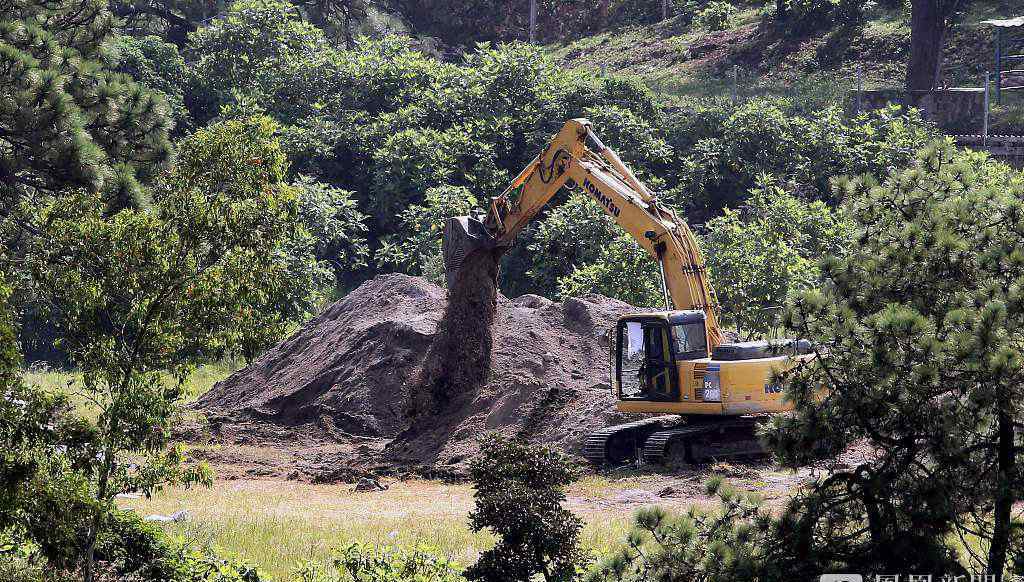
[
  {"xmin": 731, "ymin": 65, "xmax": 739, "ymax": 106},
  {"xmin": 529, "ymin": 0, "xmax": 537, "ymax": 44},
  {"xmin": 662, "ymin": 0, "xmax": 668, "ymax": 21}
]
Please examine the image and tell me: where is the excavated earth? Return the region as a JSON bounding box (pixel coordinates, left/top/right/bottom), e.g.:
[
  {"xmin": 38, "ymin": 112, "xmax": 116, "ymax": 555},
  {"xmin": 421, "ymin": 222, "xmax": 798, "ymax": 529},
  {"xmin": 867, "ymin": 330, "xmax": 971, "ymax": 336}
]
[{"xmin": 192, "ymin": 274, "xmax": 641, "ymax": 481}]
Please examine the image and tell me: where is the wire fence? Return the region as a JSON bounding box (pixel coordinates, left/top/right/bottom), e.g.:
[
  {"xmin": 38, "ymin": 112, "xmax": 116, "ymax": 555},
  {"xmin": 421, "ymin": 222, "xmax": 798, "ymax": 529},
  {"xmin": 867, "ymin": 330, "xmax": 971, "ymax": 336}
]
[{"xmin": 636, "ymin": 64, "xmax": 1024, "ymax": 141}]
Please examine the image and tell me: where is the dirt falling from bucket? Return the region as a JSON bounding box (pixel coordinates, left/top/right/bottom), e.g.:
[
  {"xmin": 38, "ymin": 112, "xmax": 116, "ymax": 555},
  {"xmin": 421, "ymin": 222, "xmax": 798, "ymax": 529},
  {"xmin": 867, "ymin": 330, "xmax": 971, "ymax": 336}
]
[{"xmin": 409, "ymin": 246, "xmax": 506, "ymax": 417}]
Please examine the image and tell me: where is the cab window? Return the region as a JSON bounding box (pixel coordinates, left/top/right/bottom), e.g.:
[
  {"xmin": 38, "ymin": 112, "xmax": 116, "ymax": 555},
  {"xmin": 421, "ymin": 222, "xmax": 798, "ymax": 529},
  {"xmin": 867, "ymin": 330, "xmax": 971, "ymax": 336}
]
[{"xmin": 672, "ymin": 322, "xmax": 708, "ymax": 358}]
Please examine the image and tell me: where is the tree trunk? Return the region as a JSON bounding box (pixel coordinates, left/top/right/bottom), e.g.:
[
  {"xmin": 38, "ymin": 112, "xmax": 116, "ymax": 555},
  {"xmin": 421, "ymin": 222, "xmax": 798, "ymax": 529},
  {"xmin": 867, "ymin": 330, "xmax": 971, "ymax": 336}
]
[
  {"xmin": 906, "ymin": 0, "xmax": 948, "ymax": 97},
  {"xmin": 83, "ymin": 403, "xmax": 121, "ymax": 582},
  {"xmin": 776, "ymin": 0, "xmax": 787, "ymax": 20},
  {"xmin": 987, "ymin": 398, "xmax": 1015, "ymax": 575}
]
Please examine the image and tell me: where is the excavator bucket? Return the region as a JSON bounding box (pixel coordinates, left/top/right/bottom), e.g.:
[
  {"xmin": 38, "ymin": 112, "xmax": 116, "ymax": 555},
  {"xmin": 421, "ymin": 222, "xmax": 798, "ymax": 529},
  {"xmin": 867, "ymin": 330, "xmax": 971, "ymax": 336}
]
[{"xmin": 442, "ymin": 216, "xmax": 496, "ymax": 288}]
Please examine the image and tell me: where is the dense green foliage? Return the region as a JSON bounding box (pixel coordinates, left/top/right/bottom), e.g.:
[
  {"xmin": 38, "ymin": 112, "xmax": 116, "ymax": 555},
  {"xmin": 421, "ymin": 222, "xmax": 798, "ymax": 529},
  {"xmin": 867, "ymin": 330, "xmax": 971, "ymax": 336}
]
[
  {"xmin": 0, "ymin": 277, "xmax": 95, "ymax": 571},
  {"xmin": 17, "ymin": 115, "xmax": 326, "ymax": 579},
  {"xmin": 767, "ymin": 142, "xmax": 1024, "ymax": 575},
  {"xmin": 81, "ymin": 0, "xmax": 936, "ymax": 308},
  {"xmin": 295, "ymin": 543, "xmax": 464, "ymax": 582},
  {"xmin": 667, "ymin": 99, "xmax": 934, "ymax": 219},
  {"xmin": 466, "ymin": 434, "xmax": 584, "ymax": 582},
  {"xmin": 694, "ymin": 1, "xmax": 736, "ymax": 31},
  {"xmin": 702, "ymin": 178, "xmax": 851, "ymax": 338},
  {"xmin": 772, "ymin": 0, "xmax": 867, "ymax": 34},
  {"xmin": 588, "ymin": 477, "xmax": 798, "ymax": 582},
  {"xmin": 0, "ymin": 0, "xmax": 172, "ymax": 210}
]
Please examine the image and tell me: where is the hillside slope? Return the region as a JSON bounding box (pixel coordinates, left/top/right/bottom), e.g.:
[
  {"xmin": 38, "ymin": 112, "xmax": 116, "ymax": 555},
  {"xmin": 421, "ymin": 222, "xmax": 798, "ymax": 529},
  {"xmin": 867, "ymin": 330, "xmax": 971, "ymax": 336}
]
[{"xmin": 548, "ymin": 1, "xmax": 1013, "ymax": 101}]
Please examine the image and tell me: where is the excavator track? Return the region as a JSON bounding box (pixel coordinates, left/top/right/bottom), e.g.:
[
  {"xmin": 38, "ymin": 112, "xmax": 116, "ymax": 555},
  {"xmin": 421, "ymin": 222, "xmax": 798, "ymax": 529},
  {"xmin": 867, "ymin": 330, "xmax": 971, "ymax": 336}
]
[
  {"xmin": 585, "ymin": 416, "xmax": 770, "ymax": 467},
  {"xmin": 583, "ymin": 416, "xmax": 679, "ymax": 466},
  {"xmin": 642, "ymin": 417, "xmax": 768, "ymax": 466}
]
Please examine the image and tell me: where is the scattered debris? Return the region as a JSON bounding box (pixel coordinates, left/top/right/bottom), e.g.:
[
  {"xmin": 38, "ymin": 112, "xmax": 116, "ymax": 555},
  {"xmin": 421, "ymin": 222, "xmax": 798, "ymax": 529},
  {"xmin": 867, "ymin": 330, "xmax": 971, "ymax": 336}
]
[
  {"xmin": 144, "ymin": 510, "xmax": 189, "ymax": 523},
  {"xmin": 709, "ymin": 461, "xmax": 760, "ymax": 479},
  {"xmin": 353, "ymin": 477, "xmax": 388, "ymax": 492}
]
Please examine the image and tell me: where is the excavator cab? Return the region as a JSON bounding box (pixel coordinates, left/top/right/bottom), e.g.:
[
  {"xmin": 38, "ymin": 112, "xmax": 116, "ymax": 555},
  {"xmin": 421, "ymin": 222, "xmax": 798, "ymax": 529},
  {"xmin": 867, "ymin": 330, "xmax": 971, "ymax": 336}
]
[{"xmin": 613, "ymin": 311, "xmax": 708, "ymax": 403}]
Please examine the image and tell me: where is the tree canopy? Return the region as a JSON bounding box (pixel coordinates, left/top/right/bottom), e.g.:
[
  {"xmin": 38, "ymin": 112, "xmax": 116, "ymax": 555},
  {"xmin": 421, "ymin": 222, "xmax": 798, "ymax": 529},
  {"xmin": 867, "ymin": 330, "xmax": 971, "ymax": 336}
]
[{"xmin": 768, "ymin": 141, "xmax": 1024, "ymax": 575}]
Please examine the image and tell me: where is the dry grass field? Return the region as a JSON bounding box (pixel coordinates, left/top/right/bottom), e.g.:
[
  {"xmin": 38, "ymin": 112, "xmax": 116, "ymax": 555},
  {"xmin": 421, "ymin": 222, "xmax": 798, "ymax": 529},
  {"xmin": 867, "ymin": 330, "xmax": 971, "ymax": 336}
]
[{"xmin": 118, "ymin": 472, "xmax": 765, "ymax": 580}]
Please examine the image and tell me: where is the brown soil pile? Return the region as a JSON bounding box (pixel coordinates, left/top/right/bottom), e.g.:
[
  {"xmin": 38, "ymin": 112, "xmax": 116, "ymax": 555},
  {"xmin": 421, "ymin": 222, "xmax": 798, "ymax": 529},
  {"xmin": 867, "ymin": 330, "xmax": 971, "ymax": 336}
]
[{"xmin": 194, "ymin": 273, "xmax": 638, "ymax": 473}]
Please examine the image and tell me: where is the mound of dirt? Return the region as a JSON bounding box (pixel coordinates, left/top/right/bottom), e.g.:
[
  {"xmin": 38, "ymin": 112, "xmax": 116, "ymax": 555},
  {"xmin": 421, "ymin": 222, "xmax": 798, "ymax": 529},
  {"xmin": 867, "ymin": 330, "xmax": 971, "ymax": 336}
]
[{"xmin": 194, "ymin": 274, "xmax": 638, "ymax": 473}]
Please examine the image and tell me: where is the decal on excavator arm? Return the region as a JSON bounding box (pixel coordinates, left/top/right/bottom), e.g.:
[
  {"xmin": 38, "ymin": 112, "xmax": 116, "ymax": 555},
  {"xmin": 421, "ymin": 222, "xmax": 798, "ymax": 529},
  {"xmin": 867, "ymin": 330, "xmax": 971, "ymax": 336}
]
[{"xmin": 583, "ymin": 177, "xmax": 621, "ymax": 217}]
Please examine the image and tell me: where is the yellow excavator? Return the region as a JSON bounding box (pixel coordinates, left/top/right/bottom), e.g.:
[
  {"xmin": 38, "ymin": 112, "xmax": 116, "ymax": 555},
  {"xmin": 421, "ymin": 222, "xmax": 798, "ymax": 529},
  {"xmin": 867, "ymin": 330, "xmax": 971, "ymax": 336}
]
[{"xmin": 443, "ymin": 119, "xmax": 813, "ymax": 466}]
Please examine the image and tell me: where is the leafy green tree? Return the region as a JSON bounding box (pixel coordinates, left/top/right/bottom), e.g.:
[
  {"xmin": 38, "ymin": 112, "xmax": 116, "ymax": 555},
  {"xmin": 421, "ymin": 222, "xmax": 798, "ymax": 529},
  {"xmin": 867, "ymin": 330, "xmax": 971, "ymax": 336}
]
[
  {"xmin": 525, "ymin": 192, "xmax": 620, "ymax": 298},
  {"xmin": 557, "ymin": 235, "xmax": 663, "ymax": 309},
  {"xmin": 377, "ymin": 185, "xmax": 479, "ymax": 285},
  {"xmin": 113, "ymin": 34, "xmax": 191, "ymax": 134},
  {"xmin": 766, "ymin": 142, "xmax": 1024, "ymax": 575},
  {"xmin": 25, "ymin": 115, "xmax": 319, "ymax": 581},
  {"xmin": 184, "ymin": 0, "xmax": 330, "ymax": 124},
  {"xmin": 666, "ymin": 101, "xmax": 934, "ymax": 220},
  {"xmin": 292, "ymin": 175, "xmax": 370, "ymax": 293},
  {"xmin": 702, "ymin": 177, "xmax": 851, "ymax": 339},
  {"xmin": 466, "ymin": 434, "xmax": 585, "ymax": 582},
  {"xmin": 0, "ymin": 0, "xmax": 172, "ymax": 210}
]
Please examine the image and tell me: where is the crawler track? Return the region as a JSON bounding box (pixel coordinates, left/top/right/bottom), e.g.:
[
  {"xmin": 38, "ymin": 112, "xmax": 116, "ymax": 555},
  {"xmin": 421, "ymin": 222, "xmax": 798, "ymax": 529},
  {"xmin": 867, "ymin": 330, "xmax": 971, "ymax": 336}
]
[
  {"xmin": 583, "ymin": 416, "xmax": 678, "ymax": 466},
  {"xmin": 642, "ymin": 418, "xmax": 766, "ymax": 465},
  {"xmin": 585, "ymin": 416, "xmax": 768, "ymax": 467}
]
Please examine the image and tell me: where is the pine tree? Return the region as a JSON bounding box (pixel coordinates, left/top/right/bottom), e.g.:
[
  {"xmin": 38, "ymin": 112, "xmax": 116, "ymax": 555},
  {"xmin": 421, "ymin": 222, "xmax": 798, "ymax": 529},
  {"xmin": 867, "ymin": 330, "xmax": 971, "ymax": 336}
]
[
  {"xmin": 767, "ymin": 141, "xmax": 1024, "ymax": 576},
  {"xmin": 0, "ymin": 0, "xmax": 172, "ymax": 210}
]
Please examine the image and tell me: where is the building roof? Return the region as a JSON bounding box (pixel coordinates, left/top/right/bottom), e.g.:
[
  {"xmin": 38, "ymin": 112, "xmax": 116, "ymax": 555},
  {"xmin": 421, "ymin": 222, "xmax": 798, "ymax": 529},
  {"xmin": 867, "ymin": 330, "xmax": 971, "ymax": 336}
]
[{"xmin": 981, "ymin": 16, "xmax": 1024, "ymax": 28}]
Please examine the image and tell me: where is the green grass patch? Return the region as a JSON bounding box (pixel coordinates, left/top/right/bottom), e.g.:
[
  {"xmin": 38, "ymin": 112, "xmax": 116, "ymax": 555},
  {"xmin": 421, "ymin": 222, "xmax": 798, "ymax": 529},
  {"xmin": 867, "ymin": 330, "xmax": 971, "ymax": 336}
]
[
  {"xmin": 122, "ymin": 479, "xmax": 645, "ymax": 581},
  {"xmin": 23, "ymin": 360, "xmax": 241, "ymax": 419}
]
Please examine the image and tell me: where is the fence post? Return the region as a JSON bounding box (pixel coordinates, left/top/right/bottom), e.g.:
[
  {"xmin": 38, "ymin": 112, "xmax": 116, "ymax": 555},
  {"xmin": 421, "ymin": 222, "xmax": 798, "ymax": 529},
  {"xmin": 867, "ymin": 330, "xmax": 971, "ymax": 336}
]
[
  {"xmin": 856, "ymin": 65, "xmax": 863, "ymax": 115},
  {"xmin": 529, "ymin": 0, "xmax": 537, "ymax": 44},
  {"xmin": 984, "ymin": 71, "xmax": 990, "ymax": 147},
  {"xmin": 994, "ymin": 27, "xmax": 1002, "ymax": 104},
  {"xmin": 600, "ymin": 63, "xmax": 606, "ymax": 77}
]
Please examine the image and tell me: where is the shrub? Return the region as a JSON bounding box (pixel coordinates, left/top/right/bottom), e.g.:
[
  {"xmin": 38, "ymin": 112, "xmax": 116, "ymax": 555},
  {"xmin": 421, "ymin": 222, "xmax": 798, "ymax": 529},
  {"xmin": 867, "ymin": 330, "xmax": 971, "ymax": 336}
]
[
  {"xmin": 694, "ymin": 1, "xmax": 736, "ymax": 31},
  {"xmin": 377, "ymin": 185, "xmax": 480, "ymax": 284},
  {"xmin": 702, "ymin": 177, "xmax": 852, "ymax": 339},
  {"xmin": 587, "ymin": 478, "xmax": 800, "ymax": 582},
  {"xmin": 557, "ymin": 235, "xmax": 663, "ymax": 309},
  {"xmin": 775, "ymin": 0, "xmax": 864, "ymax": 34},
  {"xmin": 294, "ymin": 543, "xmax": 464, "ymax": 582},
  {"xmin": 465, "ymin": 434, "xmax": 585, "ymax": 582},
  {"xmin": 665, "ymin": 99, "xmax": 935, "ymax": 219}
]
